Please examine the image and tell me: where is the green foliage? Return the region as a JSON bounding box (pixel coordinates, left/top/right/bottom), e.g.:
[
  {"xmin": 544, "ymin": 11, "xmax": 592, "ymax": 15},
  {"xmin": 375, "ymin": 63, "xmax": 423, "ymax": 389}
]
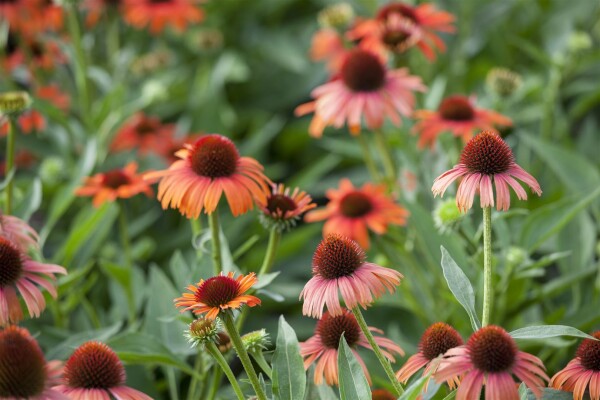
[
  {"xmin": 272, "ymin": 315, "xmax": 306, "ymax": 400},
  {"xmin": 337, "ymin": 335, "xmax": 371, "ymax": 400}
]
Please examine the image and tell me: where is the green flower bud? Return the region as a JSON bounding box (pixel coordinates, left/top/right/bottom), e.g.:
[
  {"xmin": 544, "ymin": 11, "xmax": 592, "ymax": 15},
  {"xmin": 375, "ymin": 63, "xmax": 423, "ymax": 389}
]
[
  {"xmin": 0, "ymin": 92, "xmax": 32, "ymax": 116},
  {"xmin": 185, "ymin": 318, "xmax": 220, "ymax": 348},
  {"xmin": 318, "ymin": 3, "xmax": 354, "ymax": 29},
  {"xmin": 434, "ymin": 198, "xmax": 464, "ymax": 234},
  {"xmin": 241, "ymin": 329, "xmax": 270, "ymax": 353},
  {"xmin": 486, "ymin": 68, "xmax": 522, "ymax": 98}
]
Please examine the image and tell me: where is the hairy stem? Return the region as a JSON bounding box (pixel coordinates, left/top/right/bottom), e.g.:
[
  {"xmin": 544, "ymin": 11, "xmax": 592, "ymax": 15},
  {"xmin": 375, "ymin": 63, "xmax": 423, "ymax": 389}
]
[
  {"xmin": 482, "ymin": 206, "xmax": 493, "ymax": 326},
  {"xmin": 206, "ymin": 342, "xmax": 245, "ymax": 400}
]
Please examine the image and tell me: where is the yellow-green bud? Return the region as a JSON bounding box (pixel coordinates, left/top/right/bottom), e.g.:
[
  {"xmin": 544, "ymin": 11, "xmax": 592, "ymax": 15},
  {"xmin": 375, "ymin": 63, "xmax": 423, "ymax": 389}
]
[
  {"xmin": 434, "ymin": 198, "xmax": 464, "ymax": 234},
  {"xmin": 318, "ymin": 3, "xmax": 354, "ymax": 29},
  {"xmin": 241, "ymin": 329, "xmax": 270, "ymax": 353},
  {"xmin": 185, "ymin": 318, "xmax": 220, "ymax": 348},
  {"xmin": 486, "ymin": 68, "xmax": 522, "ymax": 98},
  {"xmin": 0, "ymin": 91, "xmax": 32, "ymax": 116}
]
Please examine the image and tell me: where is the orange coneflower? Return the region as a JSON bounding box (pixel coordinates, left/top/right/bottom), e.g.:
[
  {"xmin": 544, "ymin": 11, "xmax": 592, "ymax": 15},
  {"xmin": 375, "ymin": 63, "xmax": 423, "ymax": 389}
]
[
  {"xmin": 295, "ymin": 48, "xmax": 425, "ymax": 137},
  {"xmin": 0, "ymin": 110, "xmax": 46, "ymax": 136},
  {"xmin": 434, "ymin": 325, "xmax": 548, "ymax": 400},
  {"xmin": 310, "ymin": 28, "xmax": 348, "ymax": 73},
  {"xmin": 413, "ymin": 95, "xmax": 512, "ymax": 149},
  {"xmin": 122, "ymin": 0, "xmax": 203, "ymax": 34},
  {"xmin": 110, "ymin": 112, "xmax": 175, "ymax": 156},
  {"xmin": 550, "ymin": 331, "xmax": 600, "ymax": 400},
  {"xmin": 55, "ymin": 341, "xmax": 153, "ymax": 399},
  {"xmin": 300, "ymin": 235, "xmax": 403, "ymax": 319},
  {"xmin": 36, "ymin": 84, "xmax": 71, "ymax": 112},
  {"xmin": 75, "ymin": 162, "xmax": 153, "ymax": 207},
  {"xmin": 348, "ymin": 1, "xmax": 455, "ymax": 61},
  {"xmin": 0, "ymin": 326, "xmax": 66, "ymax": 399},
  {"xmin": 144, "ymin": 134, "xmax": 271, "ymax": 218},
  {"xmin": 305, "ymin": 178, "xmax": 408, "ymax": 249},
  {"xmin": 300, "ymin": 310, "xmax": 404, "ymax": 386},
  {"xmin": 432, "ymin": 131, "xmax": 542, "ymax": 212},
  {"xmin": 3, "ymin": 34, "xmax": 65, "ymax": 72},
  {"xmin": 174, "ymin": 271, "xmax": 261, "ymax": 320},
  {"xmin": 82, "ymin": 0, "xmax": 122, "ymax": 27},
  {"xmin": 257, "ymin": 183, "xmax": 316, "ymax": 232}
]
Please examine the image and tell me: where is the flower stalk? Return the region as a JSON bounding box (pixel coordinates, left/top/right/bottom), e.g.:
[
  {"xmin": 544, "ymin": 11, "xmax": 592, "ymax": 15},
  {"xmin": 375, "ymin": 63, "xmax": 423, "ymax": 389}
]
[
  {"xmin": 373, "ymin": 130, "xmax": 397, "ymax": 184},
  {"xmin": 258, "ymin": 227, "xmax": 281, "ymax": 276},
  {"xmin": 209, "ymin": 211, "xmax": 222, "ymax": 275},
  {"xmin": 205, "ymin": 341, "xmax": 245, "ymax": 400},
  {"xmin": 482, "ymin": 206, "xmax": 493, "ymax": 326},
  {"xmin": 4, "ymin": 117, "xmax": 17, "ymax": 214}
]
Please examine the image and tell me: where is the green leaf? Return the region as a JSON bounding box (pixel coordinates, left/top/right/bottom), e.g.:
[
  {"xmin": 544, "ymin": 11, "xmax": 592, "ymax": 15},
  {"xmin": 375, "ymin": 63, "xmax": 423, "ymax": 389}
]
[
  {"xmin": 520, "ymin": 187, "xmax": 600, "ymax": 250},
  {"xmin": 337, "ymin": 335, "xmax": 371, "ymax": 400},
  {"xmin": 440, "ymin": 246, "xmax": 481, "ymax": 331},
  {"xmin": 45, "ymin": 323, "xmax": 122, "ymax": 360},
  {"xmin": 304, "ymin": 366, "xmax": 338, "ymax": 400},
  {"xmin": 398, "ymin": 360, "xmax": 441, "ymax": 400},
  {"xmin": 14, "ymin": 177, "xmax": 42, "ymax": 220},
  {"xmin": 272, "ymin": 315, "xmax": 306, "ymax": 400},
  {"xmin": 442, "ymin": 391, "xmax": 456, "ymax": 400},
  {"xmin": 255, "ymin": 271, "xmax": 281, "ymax": 289},
  {"xmin": 522, "ymin": 387, "xmax": 574, "ymax": 399},
  {"xmin": 509, "ymin": 325, "xmax": 598, "ymax": 340}
]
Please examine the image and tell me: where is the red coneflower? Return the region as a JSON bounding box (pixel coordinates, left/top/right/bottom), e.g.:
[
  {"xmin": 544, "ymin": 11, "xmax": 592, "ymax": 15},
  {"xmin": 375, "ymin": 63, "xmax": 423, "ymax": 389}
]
[
  {"xmin": 396, "ymin": 322, "xmax": 463, "ymax": 389},
  {"xmin": 144, "ymin": 134, "xmax": 271, "ymax": 218},
  {"xmin": 300, "ymin": 310, "xmax": 404, "ymax": 386},
  {"xmin": 0, "ymin": 326, "xmax": 66, "ymax": 399},
  {"xmin": 36, "ymin": 84, "xmax": 71, "ymax": 112},
  {"xmin": 413, "ymin": 95, "xmax": 512, "ymax": 149},
  {"xmin": 75, "ymin": 162, "xmax": 153, "ymax": 207},
  {"xmin": 305, "ymin": 178, "xmax": 408, "ymax": 249},
  {"xmin": 434, "ymin": 325, "xmax": 548, "ymax": 400},
  {"xmin": 174, "ymin": 271, "xmax": 261, "ymax": 320},
  {"xmin": 3, "ymin": 35, "xmax": 65, "ymax": 72},
  {"xmin": 300, "ymin": 234, "xmax": 403, "ymax": 319},
  {"xmin": 55, "ymin": 341, "xmax": 153, "ymax": 399},
  {"xmin": 122, "ymin": 0, "xmax": 203, "ymax": 34},
  {"xmin": 110, "ymin": 112, "xmax": 175, "ymax": 156},
  {"xmin": 0, "ymin": 234, "xmax": 66, "ymax": 326},
  {"xmin": 432, "ymin": 131, "xmax": 541, "ymax": 212},
  {"xmin": 348, "ymin": 2, "xmax": 455, "ymax": 61},
  {"xmin": 310, "ymin": 28, "xmax": 348, "ymax": 73},
  {"xmin": 257, "ymin": 183, "xmax": 316, "ymax": 232},
  {"xmin": 295, "ymin": 48, "xmax": 425, "ymax": 137},
  {"xmin": 550, "ymin": 331, "xmax": 600, "ymax": 400}
]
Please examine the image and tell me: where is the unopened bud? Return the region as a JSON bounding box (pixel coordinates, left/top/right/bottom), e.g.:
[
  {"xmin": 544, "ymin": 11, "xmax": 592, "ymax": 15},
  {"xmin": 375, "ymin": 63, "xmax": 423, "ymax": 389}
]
[
  {"xmin": 318, "ymin": 3, "xmax": 354, "ymax": 29},
  {"xmin": 0, "ymin": 91, "xmax": 32, "ymax": 116}
]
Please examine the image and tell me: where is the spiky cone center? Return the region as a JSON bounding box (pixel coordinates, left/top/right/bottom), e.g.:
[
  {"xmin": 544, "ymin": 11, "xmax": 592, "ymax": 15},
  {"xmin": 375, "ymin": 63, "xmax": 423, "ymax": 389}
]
[
  {"xmin": 194, "ymin": 275, "xmax": 240, "ymax": 307},
  {"xmin": 339, "ymin": 191, "xmax": 373, "ymax": 218},
  {"xmin": 317, "ymin": 311, "xmax": 361, "ymax": 349},
  {"xmin": 187, "ymin": 318, "xmax": 219, "ymax": 346},
  {"xmin": 438, "ymin": 96, "xmax": 475, "ymax": 121},
  {"xmin": 64, "ymin": 342, "xmax": 125, "ymax": 389},
  {"xmin": 313, "ymin": 234, "xmax": 365, "ymax": 279},
  {"xmin": 189, "ymin": 135, "xmax": 240, "ymax": 178},
  {"xmin": 0, "ymin": 237, "xmax": 23, "ymax": 287},
  {"xmin": 459, "ymin": 130, "xmax": 514, "ymax": 175},
  {"xmin": 0, "ymin": 327, "xmax": 47, "ymax": 398},
  {"xmin": 101, "ymin": 170, "xmax": 132, "ymax": 189},
  {"xmin": 576, "ymin": 331, "xmax": 600, "ymax": 371},
  {"xmin": 341, "ymin": 50, "xmax": 386, "ymax": 92},
  {"xmin": 467, "ymin": 326, "xmax": 517, "ymax": 373},
  {"xmin": 266, "ymin": 194, "xmax": 297, "ymax": 216},
  {"xmin": 419, "ymin": 322, "xmax": 463, "ymax": 360},
  {"xmin": 0, "ymin": 91, "xmax": 32, "ymax": 115}
]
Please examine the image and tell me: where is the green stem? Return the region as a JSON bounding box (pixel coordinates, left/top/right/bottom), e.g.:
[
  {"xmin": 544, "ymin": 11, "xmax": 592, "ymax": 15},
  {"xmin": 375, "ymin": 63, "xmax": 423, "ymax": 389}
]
[
  {"xmin": 209, "ymin": 212, "xmax": 222, "ymax": 275},
  {"xmin": 250, "ymin": 351, "xmax": 272, "ymax": 379},
  {"xmin": 4, "ymin": 117, "xmax": 16, "ymax": 214},
  {"xmin": 66, "ymin": 7, "xmax": 92, "ymax": 131},
  {"xmin": 351, "ymin": 307, "xmax": 404, "ymax": 396},
  {"xmin": 356, "ymin": 135, "xmax": 382, "ymax": 181},
  {"xmin": 258, "ymin": 228, "xmax": 281, "ymax": 276},
  {"xmin": 206, "ymin": 342, "xmax": 246, "ymax": 400},
  {"xmin": 166, "ymin": 367, "xmax": 180, "ymax": 400},
  {"xmin": 187, "ymin": 352, "xmax": 203, "ymax": 400},
  {"xmin": 205, "ymin": 369, "xmax": 222, "ymax": 400},
  {"xmin": 482, "ymin": 207, "xmax": 493, "ymax": 327},
  {"xmin": 118, "ymin": 202, "xmax": 132, "ymax": 266},
  {"xmin": 373, "ymin": 130, "xmax": 397, "ymax": 184},
  {"xmin": 222, "ymin": 312, "xmax": 267, "ymax": 400}
]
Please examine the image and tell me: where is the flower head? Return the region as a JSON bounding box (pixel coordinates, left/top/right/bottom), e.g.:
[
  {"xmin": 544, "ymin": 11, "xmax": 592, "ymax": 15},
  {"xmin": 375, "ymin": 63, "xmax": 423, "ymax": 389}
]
[
  {"xmin": 122, "ymin": 0, "xmax": 203, "ymax": 34},
  {"xmin": 257, "ymin": 183, "xmax": 316, "ymax": 232},
  {"xmin": 318, "ymin": 2, "xmax": 354, "ymax": 29},
  {"xmin": 432, "ymin": 130, "xmax": 542, "ymax": 212},
  {"xmin": 110, "ymin": 112, "xmax": 176, "ymax": 157},
  {"xmin": 300, "ymin": 234, "xmax": 403, "ymax": 318},
  {"xmin": 241, "ymin": 329, "xmax": 270, "ymax": 353},
  {"xmin": 185, "ymin": 317, "xmax": 221, "ymax": 348},
  {"xmin": 295, "ymin": 48, "xmax": 425, "ymax": 137},
  {"xmin": 175, "ymin": 271, "xmax": 261, "ymax": 320},
  {"xmin": 55, "ymin": 341, "xmax": 152, "ymax": 399},
  {"xmin": 434, "ymin": 325, "xmax": 548, "ymax": 399},
  {"xmin": 75, "ymin": 162, "xmax": 153, "ymax": 207},
  {"xmin": 301, "ymin": 310, "xmax": 404, "ymax": 385},
  {"xmin": 0, "ymin": 233, "xmax": 66, "ymax": 326},
  {"xmin": 550, "ymin": 331, "xmax": 600, "ymax": 400},
  {"xmin": 0, "ymin": 91, "xmax": 31, "ymax": 116},
  {"xmin": 0, "ymin": 213, "xmax": 39, "ymax": 251},
  {"xmin": 348, "ymin": 2, "xmax": 455, "ymax": 61},
  {"xmin": 413, "ymin": 95, "xmax": 512, "ymax": 149},
  {"xmin": 145, "ymin": 134, "xmax": 272, "ymax": 217},
  {"xmin": 396, "ymin": 322, "xmax": 463, "ymax": 389},
  {"xmin": 305, "ymin": 178, "xmax": 408, "ymax": 249},
  {"xmin": 0, "ymin": 326, "xmax": 66, "ymax": 399},
  {"xmin": 486, "ymin": 68, "xmax": 522, "ymax": 98}
]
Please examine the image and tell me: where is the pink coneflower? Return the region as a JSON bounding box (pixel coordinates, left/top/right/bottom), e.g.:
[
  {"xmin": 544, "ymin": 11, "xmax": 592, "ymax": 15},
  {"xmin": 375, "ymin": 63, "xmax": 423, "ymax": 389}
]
[
  {"xmin": 413, "ymin": 95, "xmax": 512, "ymax": 149},
  {"xmin": 295, "ymin": 48, "xmax": 425, "ymax": 137},
  {"xmin": 304, "ymin": 178, "xmax": 408, "ymax": 249},
  {"xmin": 310, "ymin": 28, "xmax": 348, "ymax": 73},
  {"xmin": 55, "ymin": 341, "xmax": 153, "ymax": 399},
  {"xmin": 300, "ymin": 234, "xmax": 403, "ymax": 318},
  {"xmin": 144, "ymin": 134, "xmax": 271, "ymax": 217},
  {"xmin": 347, "ymin": 2, "xmax": 455, "ymax": 61},
  {"xmin": 396, "ymin": 322, "xmax": 463, "ymax": 389},
  {"xmin": 0, "ymin": 234, "xmax": 66, "ymax": 326},
  {"xmin": 550, "ymin": 331, "xmax": 600, "ymax": 400},
  {"xmin": 0, "ymin": 326, "xmax": 67, "ymax": 399},
  {"xmin": 257, "ymin": 183, "xmax": 316, "ymax": 232},
  {"xmin": 432, "ymin": 130, "xmax": 542, "ymax": 212},
  {"xmin": 300, "ymin": 310, "xmax": 404, "ymax": 386},
  {"xmin": 0, "ymin": 213, "xmax": 39, "ymax": 251},
  {"xmin": 434, "ymin": 325, "xmax": 548, "ymax": 400}
]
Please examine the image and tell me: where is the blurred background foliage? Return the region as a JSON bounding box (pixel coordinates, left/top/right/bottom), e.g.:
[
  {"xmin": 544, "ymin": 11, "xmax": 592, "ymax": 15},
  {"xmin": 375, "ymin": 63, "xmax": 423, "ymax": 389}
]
[{"xmin": 1, "ymin": 0, "xmax": 600, "ymax": 398}]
